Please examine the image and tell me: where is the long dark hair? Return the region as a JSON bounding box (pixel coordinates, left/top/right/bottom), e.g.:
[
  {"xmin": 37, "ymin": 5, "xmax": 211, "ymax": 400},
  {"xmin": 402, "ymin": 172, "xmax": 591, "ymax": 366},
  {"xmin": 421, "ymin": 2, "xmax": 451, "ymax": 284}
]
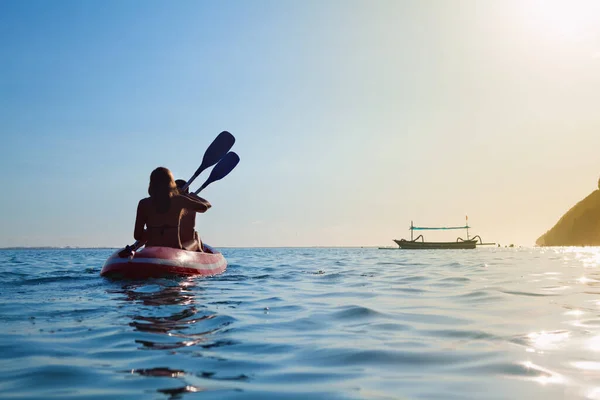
[{"xmin": 148, "ymin": 167, "xmax": 178, "ymax": 213}]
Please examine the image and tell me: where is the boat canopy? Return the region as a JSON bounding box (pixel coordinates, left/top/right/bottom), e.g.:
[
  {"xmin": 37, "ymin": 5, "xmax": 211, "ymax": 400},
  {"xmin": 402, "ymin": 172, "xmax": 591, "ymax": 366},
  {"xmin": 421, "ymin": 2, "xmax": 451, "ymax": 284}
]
[{"xmin": 410, "ymin": 225, "xmax": 470, "ymax": 230}]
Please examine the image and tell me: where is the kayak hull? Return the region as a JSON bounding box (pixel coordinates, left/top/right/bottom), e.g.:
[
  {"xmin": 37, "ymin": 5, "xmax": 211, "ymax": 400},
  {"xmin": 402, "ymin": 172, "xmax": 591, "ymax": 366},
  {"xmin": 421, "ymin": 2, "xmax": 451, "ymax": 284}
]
[{"xmin": 100, "ymin": 244, "xmax": 227, "ymax": 279}]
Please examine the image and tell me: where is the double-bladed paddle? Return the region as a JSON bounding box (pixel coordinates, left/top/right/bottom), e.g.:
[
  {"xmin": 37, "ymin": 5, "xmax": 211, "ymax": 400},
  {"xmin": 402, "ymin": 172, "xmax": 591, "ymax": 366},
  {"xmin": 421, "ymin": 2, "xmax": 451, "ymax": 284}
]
[
  {"xmin": 180, "ymin": 131, "xmax": 235, "ymax": 192},
  {"xmin": 194, "ymin": 152, "xmax": 240, "ymax": 194}
]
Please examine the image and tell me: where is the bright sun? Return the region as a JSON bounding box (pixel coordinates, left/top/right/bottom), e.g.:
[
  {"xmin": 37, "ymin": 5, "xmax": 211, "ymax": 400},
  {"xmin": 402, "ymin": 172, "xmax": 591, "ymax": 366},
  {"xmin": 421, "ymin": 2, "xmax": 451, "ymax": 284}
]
[{"xmin": 525, "ymin": 0, "xmax": 600, "ymax": 42}]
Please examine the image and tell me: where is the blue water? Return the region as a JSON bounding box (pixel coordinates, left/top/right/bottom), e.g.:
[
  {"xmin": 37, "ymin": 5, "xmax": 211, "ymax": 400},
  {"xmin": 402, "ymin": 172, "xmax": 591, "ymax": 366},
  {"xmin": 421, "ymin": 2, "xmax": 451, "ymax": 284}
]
[{"xmin": 1, "ymin": 247, "xmax": 600, "ymax": 399}]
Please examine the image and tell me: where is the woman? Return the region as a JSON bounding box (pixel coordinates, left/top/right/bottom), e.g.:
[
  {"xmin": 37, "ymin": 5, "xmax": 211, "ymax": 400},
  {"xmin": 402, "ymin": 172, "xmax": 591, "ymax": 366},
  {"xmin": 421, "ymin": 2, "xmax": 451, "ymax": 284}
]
[{"xmin": 134, "ymin": 167, "xmax": 211, "ymax": 249}]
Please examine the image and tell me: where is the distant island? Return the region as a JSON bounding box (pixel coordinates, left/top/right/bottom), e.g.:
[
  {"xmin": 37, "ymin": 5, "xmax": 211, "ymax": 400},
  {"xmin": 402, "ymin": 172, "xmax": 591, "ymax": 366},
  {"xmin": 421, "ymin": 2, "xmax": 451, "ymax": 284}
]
[{"xmin": 536, "ymin": 179, "xmax": 600, "ymax": 246}]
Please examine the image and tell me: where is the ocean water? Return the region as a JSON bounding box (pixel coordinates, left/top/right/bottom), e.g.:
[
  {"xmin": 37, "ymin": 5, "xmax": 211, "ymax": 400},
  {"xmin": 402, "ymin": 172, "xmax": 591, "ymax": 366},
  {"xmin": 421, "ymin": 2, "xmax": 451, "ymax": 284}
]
[{"xmin": 1, "ymin": 247, "xmax": 600, "ymax": 399}]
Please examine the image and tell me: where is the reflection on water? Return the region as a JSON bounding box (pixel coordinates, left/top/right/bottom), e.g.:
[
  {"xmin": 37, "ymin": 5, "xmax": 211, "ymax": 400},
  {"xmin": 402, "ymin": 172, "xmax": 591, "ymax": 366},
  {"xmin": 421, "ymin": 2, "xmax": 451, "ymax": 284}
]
[
  {"xmin": 527, "ymin": 330, "xmax": 571, "ymax": 350},
  {"xmin": 112, "ymin": 278, "xmax": 237, "ymax": 396},
  {"xmin": 115, "ymin": 280, "xmax": 233, "ymax": 346},
  {"xmin": 127, "ymin": 367, "xmax": 185, "ymax": 377},
  {"xmin": 3, "ymin": 247, "xmax": 600, "ymax": 399},
  {"xmin": 157, "ymin": 385, "xmax": 204, "ymax": 398},
  {"xmin": 520, "ymin": 361, "xmax": 566, "ymax": 386}
]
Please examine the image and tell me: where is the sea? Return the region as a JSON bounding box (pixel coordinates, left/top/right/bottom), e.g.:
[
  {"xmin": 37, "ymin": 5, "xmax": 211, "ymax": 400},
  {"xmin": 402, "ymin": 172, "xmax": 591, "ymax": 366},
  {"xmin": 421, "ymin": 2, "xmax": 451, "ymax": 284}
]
[{"xmin": 1, "ymin": 247, "xmax": 599, "ymax": 399}]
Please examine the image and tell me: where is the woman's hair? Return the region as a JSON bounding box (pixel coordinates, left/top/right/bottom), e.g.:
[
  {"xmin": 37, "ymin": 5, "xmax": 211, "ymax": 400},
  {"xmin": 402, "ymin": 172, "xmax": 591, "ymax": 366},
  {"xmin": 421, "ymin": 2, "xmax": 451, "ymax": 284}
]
[
  {"xmin": 175, "ymin": 179, "xmax": 189, "ymax": 193},
  {"xmin": 148, "ymin": 167, "xmax": 178, "ymax": 213}
]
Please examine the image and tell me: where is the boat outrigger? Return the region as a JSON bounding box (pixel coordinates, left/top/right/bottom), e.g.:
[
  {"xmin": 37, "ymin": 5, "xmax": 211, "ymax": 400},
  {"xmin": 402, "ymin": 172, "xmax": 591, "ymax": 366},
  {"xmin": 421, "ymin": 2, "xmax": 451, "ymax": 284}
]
[{"xmin": 389, "ymin": 217, "xmax": 492, "ymax": 250}]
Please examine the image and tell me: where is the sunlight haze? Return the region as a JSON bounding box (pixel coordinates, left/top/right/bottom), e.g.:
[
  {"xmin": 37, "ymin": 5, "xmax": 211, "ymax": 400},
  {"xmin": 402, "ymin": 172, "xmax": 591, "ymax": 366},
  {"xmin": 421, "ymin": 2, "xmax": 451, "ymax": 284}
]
[{"xmin": 1, "ymin": 0, "xmax": 600, "ymax": 248}]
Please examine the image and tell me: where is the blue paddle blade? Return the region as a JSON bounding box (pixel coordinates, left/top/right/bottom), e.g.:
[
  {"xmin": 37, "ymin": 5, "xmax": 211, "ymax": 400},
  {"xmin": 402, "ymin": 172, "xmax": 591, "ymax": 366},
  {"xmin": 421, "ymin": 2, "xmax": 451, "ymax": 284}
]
[
  {"xmin": 183, "ymin": 131, "xmax": 235, "ymax": 191},
  {"xmin": 199, "ymin": 131, "xmax": 235, "ymax": 171},
  {"xmin": 195, "ymin": 152, "xmax": 240, "ymax": 194}
]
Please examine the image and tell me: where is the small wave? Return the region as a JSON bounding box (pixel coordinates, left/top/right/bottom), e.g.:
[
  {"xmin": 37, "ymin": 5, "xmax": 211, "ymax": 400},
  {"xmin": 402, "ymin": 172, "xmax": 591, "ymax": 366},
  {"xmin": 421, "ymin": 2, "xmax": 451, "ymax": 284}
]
[
  {"xmin": 451, "ymin": 290, "xmax": 500, "ymax": 301},
  {"xmin": 398, "ymin": 275, "xmax": 428, "ymax": 282},
  {"xmin": 391, "ymin": 287, "xmax": 427, "ymax": 294},
  {"xmin": 368, "ymin": 322, "xmax": 413, "ymax": 332},
  {"xmin": 439, "ymin": 277, "xmax": 471, "ymax": 283},
  {"xmin": 500, "ymin": 290, "xmax": 560, "ymax": 297},
  {"xmin": 299, "ymin": 347, "xmax": 489, "ymax": 368},
  {"xmin": 316, "ymin": 272, "xmax": 345, "ymax": 280},
  {"xmin": 331, "ymin": 305, "xmax": 387, "ymax": 321},
  {"xmin": 18, "ymin": 275, "xmax": 88, "ymax": 285},
  {"xmin": 419, "ymin": 328, "xmax": 497, "ymax": 341}
]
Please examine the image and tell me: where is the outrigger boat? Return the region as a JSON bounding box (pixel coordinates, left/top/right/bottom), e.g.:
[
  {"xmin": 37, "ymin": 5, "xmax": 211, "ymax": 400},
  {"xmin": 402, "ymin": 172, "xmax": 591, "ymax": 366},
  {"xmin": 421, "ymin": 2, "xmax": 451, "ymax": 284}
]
[{"xmin": 389, "ymin": 217, "xmax": 491, "ymax": 250}]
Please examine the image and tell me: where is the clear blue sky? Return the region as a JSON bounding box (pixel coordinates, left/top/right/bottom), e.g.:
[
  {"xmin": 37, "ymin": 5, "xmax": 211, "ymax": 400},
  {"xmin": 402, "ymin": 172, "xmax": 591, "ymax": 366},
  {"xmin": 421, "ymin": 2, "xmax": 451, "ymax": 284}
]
[{"xmin": 2, "ymin": 0, "xmax": 600, "ymax": 248}]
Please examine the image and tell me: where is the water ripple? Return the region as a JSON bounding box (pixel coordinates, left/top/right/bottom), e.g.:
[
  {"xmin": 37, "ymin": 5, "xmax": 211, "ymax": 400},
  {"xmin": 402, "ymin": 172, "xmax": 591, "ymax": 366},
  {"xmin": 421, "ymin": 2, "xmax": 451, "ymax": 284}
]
[{"xmin": 1, "ymin": 247, "xmax": 600, "ymax": 399}]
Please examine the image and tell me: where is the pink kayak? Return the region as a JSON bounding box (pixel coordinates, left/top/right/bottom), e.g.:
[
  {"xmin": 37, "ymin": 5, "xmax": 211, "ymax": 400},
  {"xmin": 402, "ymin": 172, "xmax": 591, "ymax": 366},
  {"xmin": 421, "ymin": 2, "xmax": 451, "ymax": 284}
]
[{"xmin": 100, "ymin": 244, "xmax": 227, "ymax": 279}]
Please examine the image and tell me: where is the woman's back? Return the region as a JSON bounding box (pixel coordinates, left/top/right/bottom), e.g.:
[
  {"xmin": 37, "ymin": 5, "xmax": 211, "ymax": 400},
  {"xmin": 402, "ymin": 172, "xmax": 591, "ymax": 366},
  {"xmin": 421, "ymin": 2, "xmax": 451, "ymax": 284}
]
[
  {"xmin": 134, "ymin": 167, "xmax": 211, "ymax": 250},
  {"xmin": 140, "ymin": 196, "xmax": 184, "ymax": 248}
]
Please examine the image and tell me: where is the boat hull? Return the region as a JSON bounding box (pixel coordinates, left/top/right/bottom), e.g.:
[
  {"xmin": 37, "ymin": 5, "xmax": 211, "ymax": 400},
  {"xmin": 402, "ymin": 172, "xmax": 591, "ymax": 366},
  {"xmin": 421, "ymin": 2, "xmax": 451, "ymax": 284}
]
[
  {"xmin": 393, "ymin": 239, "xmax": 477, "ymax": 250},
  {"xmin": 100, "ymin": 244, "xmax": 227, "ymax": 279}
]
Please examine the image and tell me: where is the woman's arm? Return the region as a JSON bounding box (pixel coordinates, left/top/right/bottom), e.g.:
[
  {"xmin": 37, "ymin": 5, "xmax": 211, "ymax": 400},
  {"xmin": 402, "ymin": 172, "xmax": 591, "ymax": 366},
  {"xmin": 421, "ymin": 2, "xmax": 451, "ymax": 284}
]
[
  {"xmin": 134, "ymin": 200, "xmax": 148, "ymax": 241},
  {"xmin": 178, "ymin": 193, "xmax": 212, "ymax": 213}
]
